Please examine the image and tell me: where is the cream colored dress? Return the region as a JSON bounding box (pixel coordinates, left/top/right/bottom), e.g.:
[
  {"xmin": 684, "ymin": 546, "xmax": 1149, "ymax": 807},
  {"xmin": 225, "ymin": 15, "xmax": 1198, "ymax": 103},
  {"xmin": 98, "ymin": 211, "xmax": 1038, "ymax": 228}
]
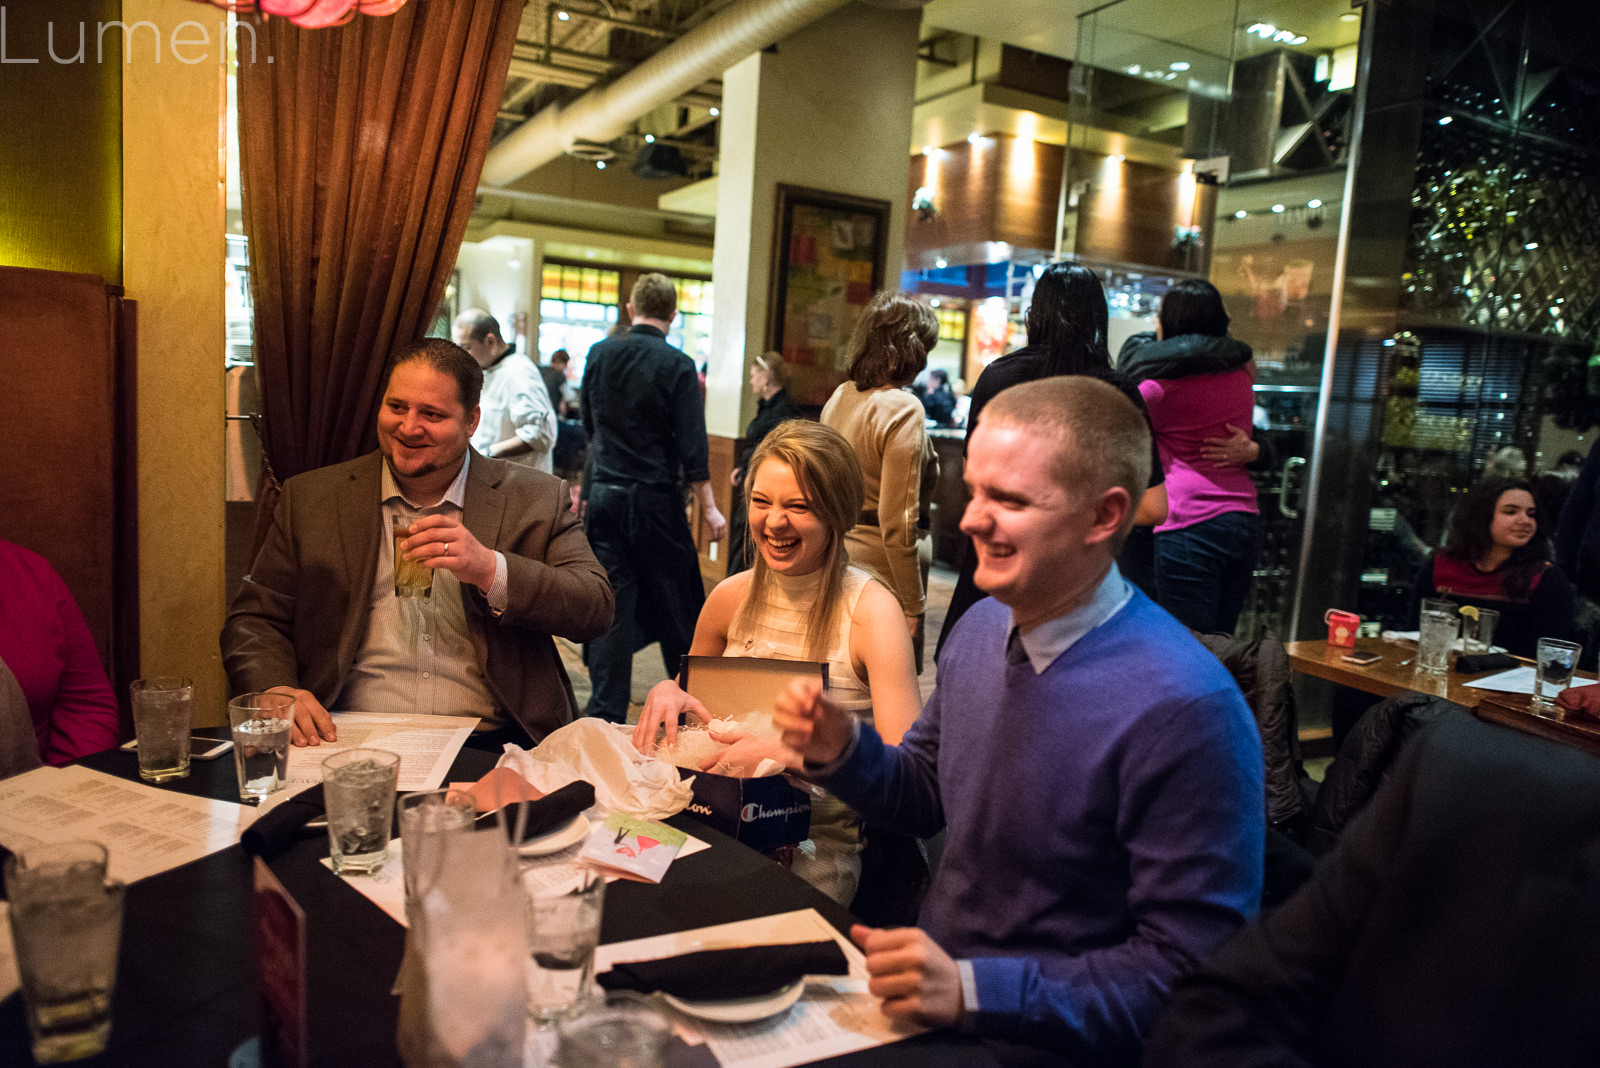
[
  {"xmin": 820, "ymin": 383, "xmax": 938, "ymax": 618},
  {"xmin": 725, "ymin": 566, "xmax": 873, "ymax": 905}
]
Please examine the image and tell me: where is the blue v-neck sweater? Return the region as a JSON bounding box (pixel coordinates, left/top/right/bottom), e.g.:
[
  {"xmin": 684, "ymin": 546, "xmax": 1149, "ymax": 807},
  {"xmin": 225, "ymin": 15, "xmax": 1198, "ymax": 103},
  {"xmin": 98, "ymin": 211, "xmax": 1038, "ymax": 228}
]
[{"xmin": 818, "ymin": 591, "xmax": 1263, "ymax": 1059}]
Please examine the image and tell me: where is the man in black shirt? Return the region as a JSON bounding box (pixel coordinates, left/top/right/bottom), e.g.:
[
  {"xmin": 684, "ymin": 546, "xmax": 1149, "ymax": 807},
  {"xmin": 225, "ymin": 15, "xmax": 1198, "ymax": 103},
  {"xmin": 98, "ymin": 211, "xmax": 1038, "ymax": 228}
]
[{"xmin": 580, "ymin": 274, "xmax": 726, "ymax": 722}]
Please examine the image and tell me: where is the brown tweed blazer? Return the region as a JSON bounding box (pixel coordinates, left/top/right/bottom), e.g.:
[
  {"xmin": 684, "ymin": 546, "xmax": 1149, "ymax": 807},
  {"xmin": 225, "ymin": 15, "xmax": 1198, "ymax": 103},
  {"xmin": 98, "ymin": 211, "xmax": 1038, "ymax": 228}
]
[{"xmin": 222, "ymin": 451, "xmax": 613, "ymax": 742}]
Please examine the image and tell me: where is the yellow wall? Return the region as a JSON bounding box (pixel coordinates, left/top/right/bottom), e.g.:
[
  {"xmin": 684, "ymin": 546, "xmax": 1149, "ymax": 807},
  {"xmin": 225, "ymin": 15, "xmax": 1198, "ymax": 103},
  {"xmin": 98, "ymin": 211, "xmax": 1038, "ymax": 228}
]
[
  {"xmin": 122, "ymin": 1, "xmax": 228, "ymax": 724},
  {"xmin": 0, "ymin": 0, "xmax": 123, "ymax": 281}
]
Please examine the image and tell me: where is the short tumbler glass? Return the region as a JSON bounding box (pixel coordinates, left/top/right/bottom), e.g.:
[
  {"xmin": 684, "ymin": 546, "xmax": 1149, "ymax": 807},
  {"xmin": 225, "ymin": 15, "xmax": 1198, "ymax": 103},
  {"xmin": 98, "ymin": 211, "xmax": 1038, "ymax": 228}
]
[
  {"xmin": 129, "ymin": 676, "xmax": 193, "ymax": 782},
  {"xmin": 1532, "ymin": 637, "xmax": 1583, "ymax": 715},
  {"xmin": 6, "ymin": 841, "xmax": 126, "ymax": 1064},
  {"xmin": 228, "ymin": 692, "xmax": 296, "ymax": 802},
  {"xmin": 323, "ymin": 748, "xmax": 401, "ymax": 875}
]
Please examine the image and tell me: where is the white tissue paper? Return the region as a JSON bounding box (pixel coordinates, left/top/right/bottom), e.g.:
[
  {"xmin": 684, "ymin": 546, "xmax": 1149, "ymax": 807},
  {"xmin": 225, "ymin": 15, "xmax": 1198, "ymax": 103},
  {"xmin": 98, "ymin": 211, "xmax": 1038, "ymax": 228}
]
[{"xmin": 496, "ymin": 718, "xmax": 693, "ymax": 821}]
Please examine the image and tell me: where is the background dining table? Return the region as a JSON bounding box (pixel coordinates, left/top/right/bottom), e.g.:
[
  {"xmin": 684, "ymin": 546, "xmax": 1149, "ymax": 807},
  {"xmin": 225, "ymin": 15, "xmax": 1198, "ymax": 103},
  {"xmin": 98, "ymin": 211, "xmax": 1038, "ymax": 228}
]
[{"xmin": 0, "ymin": 745, "xmax": 1064, "ymax": 1067}]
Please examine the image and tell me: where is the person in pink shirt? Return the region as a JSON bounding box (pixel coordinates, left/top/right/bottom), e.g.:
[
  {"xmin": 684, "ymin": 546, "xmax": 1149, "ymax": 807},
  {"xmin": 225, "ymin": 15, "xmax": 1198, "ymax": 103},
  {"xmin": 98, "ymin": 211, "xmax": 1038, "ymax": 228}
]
[
  {"xmin": 1123, "ymin": 280, "xmax": 1260, "ymax": 634},
  {"xmin": 0, "ymin": 540, "xmax": 121, "ymax": 769}
]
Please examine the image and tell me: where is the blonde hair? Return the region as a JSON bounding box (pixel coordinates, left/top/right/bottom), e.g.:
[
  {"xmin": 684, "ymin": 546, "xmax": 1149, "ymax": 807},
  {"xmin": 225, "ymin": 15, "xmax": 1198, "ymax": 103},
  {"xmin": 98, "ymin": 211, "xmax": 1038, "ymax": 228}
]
[{"xmin": 734, "ymin": 420, "xmax": 865, "ymax": 660}]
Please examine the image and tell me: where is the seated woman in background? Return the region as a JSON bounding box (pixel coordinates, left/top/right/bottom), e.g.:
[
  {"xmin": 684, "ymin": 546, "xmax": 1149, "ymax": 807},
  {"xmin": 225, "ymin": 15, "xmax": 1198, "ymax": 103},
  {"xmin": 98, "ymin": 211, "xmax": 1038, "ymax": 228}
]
[
  {"xmin": 632, "ymin": 420, "xmax": 922, "ymax": 907},
  {"xmin": 0, "ymin": 540, "xmax": 121, "ymax": 770},
  {"xmin": 1409, "ymin": 476, "xmax": 1575, "ymax": 657}
]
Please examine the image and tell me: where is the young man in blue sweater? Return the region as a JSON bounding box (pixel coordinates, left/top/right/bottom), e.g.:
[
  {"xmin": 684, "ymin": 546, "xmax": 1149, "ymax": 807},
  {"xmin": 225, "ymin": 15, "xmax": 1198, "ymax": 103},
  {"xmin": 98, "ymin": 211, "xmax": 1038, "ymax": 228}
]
[{"xmin": 776, "ymin": 376, "xmax": 1264, "ymax": 1060}]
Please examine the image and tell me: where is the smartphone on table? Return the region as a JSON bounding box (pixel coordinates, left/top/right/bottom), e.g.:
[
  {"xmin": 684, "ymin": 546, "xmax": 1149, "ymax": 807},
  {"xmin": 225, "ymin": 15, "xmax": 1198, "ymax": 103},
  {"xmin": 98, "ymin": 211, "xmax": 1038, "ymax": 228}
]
[
  {"xmin": 121, "ymin": 734, "xmax": 234, "ymax": 760},
  {"xmin": 1341, "ymin": 651, "xmax": 1382, "ymax": 666}
]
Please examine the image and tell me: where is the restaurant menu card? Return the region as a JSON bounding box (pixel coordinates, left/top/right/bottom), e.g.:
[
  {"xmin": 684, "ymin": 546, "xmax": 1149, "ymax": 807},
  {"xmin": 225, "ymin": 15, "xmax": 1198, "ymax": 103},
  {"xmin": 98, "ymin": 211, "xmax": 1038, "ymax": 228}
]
[
  {"xmin": 253, "ymin": 858, "xmax": 308, "ymax": 1068},
  {"xmin": 283, "ymin": 712, "xmax": 477, "ymax": 791},
  {"xmin": 0, "ymin": 765, "xmax": 249, "ymax": 885},
  {"xmin": 594, "ymin": 909, "xmax": 921, "ymax": 1068},
  {"xmin": 579, "ymin": 813, "xmax": 687, "ymax": 883}
]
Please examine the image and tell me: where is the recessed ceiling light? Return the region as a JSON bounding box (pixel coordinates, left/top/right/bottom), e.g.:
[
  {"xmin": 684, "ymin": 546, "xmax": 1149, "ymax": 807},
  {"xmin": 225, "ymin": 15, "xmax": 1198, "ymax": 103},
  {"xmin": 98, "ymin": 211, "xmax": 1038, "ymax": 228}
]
[
  {"xmin": 596, "ymin": 160, "xmax": 606, "ymax": 169},
  {"xmin": 1438, "ymin": 116, "xmax": 1453, "ymax": 125},
  {"xmin": 936, "ymin": 257, "xmax": 948, "ymax": 269},
  {"xmin": 1234, "ymin": 209, "xmax": 1248, "ymax": 219},
  {"xmin": 1271, "ymin": 203, "xmax": 1285, "ymax": 213},
  {"xmin": 931, "ymin": 298, "xmax": 941, "ymax": 307},
  {"xmin": 1307, "ymin": 199, "xmax": 1322, "ymax": 208},
  {"xmin": 1170, "ymin": 61, "xmax": 1191, "ymax": 71},
  {"xmin": 1108, "ymin": 153, "xmax": 1125, "ymax": 162},
  {"xmin": 1340, "ymin": 12, "xmax": 1359, "ymax": 21},
  {"xmin": 644, "ymin": 134, "xmax": 655, "ymax": 143},
  {"xmin": 967, "ymin": 132, "xmax": 981, "ymax": 144},
  {"xmin": 556, "ymin": 9, "xmax": 569, "ymax": 19},
  {"xmin": 709, "ymin": 107, "xmax": 719, "ymax": 117}
]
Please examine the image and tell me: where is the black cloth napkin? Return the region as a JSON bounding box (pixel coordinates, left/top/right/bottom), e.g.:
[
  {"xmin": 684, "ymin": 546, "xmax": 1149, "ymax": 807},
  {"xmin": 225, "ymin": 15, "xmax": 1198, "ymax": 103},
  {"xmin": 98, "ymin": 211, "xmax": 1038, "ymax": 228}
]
[
  {"xmin": 1455, "ymin": 652, "xmax": 1519, "ymax": 674},
  {"xmin": 598, "ymin": 940, "xmax": 849, "ymax": 1001},
  {"xmin": 240, "ymin": 784, "xmax": 326, "ymax": 859},
  {"xmin": 477, "ymin": 779, "xmax": 595, "ymax": 842}
]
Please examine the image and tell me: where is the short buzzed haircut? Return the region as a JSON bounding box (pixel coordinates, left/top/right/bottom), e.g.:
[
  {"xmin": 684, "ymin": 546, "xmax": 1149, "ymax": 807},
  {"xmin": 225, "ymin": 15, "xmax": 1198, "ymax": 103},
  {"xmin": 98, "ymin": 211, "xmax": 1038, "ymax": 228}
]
[
  {"xmin": 390, "ymin": 337, "xmax": 484, "ymax": 413},
  {"xmin": 630, "ymin": 272, "xmax": 678, "ymax": 321},
  {"xmin": 980, "ymin": 376, "xmax": 1150, "ymax": 544},
  {"xmin": 454, "ymin": 308, "xmax": 502, "ymax": 344}
]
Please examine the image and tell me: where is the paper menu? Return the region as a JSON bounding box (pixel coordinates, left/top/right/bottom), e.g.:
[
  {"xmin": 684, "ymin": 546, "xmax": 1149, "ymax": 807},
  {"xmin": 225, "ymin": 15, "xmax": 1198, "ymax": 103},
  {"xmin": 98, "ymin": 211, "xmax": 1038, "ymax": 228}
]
[
  {"xmin": 284, "ymin": 711, "xmax": 476, "ymax": 791},
  {"xmin": 595, "ymin": 908, "xmax": 921, "ymax": 1068},
  {"xmin": 0, "ymin": 765, "xmax": 250, "ymax": 885},
  {"xmin": 1465, "ymin": 668, "xmax": 1600, "ymax": 694}
]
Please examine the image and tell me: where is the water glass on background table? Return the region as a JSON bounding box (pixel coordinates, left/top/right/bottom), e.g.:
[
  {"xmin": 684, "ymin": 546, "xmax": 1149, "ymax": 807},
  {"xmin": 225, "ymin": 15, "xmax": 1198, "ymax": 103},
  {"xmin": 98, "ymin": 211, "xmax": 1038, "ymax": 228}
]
[
  {"xmin": 1532, "ymin": 637, "xmax": 1583, "ymax": 715},
  {"xmin": 129, "ymin": 677, "xmax": 193, "ymax": 782},
  {"xmin": 1461, "ymin": 606, "xmax": 1499, "ymax": 654},
  {"xmin": 1417, "ymin": 600, "xmax": 1460, "ymax": 675},
  {"xmin": 525, "ymin": 867, "xmax": 606, "ymax": 1026},
  {"xmin": 228, "ymin": 692, "xmax": 295, "ymax": 802},
  {"xmin": 323, "ymin": 748, "xmax": 401, "ymax": 875},
  {"xmin": 6, "ymin": 842, "xmax": 125, "ymax": 1064}
]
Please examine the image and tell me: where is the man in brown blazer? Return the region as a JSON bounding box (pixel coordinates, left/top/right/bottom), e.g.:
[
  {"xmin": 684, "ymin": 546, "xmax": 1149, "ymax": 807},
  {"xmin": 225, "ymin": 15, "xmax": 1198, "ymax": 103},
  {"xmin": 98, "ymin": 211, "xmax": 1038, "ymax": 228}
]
[{"xmin": 223, "ymin": 338, "xmax": 613, "ymax": 749}]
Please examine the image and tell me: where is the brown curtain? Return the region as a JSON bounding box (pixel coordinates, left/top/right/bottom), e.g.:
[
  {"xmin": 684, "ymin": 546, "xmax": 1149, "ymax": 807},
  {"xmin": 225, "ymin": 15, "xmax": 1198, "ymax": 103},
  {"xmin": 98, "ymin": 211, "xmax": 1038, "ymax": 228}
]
[{"xmin": 236, "ymin": 0, "xmax": 523, "ymax": 527}]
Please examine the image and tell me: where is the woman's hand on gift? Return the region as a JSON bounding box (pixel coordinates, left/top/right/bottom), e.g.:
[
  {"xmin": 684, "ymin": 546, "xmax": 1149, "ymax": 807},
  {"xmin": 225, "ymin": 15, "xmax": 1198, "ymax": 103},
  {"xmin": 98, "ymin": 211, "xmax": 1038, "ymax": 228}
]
[{"xmin": 632, "ymin": 679, "xmax": 711, "ymax": 754}]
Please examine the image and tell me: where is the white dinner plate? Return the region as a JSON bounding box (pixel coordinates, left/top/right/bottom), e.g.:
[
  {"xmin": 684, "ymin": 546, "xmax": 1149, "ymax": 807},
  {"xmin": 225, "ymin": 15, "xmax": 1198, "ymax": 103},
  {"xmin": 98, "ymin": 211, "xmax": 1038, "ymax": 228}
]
[
  {"xmin": 661, "ymin": 981, "xmax": 804, "ymax": 1024},
  {"xmin": 515, "ymin": 814, "xmax": 589, "ymax": 857}
]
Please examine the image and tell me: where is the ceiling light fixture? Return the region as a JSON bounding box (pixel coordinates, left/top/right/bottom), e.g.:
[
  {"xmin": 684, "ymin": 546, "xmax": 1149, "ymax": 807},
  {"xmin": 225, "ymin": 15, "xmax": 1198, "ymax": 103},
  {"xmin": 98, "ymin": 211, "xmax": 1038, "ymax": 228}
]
[
  {"xmin": 1245, "ymin": 22, "xmax": 1307, "ymax": 46},
  {"xmin": 1170, "ymin": 61, "xmax": 1191, "ymax": 71},
  {"xmin": 596, "ymin": 160, "xmax": 606, "ymax": 169},
  {"xmin": 709, "ymin": 107, "xmax": 720, "ymax": 117},
  {"xmin": 186, "ymin": 0, "xmax": 409, "ymax": 28},
  {"xmin": 644, "ymin": 134, "xmax": 655, "ymax": 143},
  {"xmin": 557, "ymin": 8, "xmax": 570, "ymax": 20},
  {"xmin": 1308, "ymin": 199, "xmax": 1322, "ymax": 208},
  {"xmin": 1271, "ymin": 203, "xmax": 1285, "ymax": 213},
  {"xmin": 1438, "ymin": 116, "xmax": 1453, "ymax": 125},
  {"xmin": 935, "ymin": 257, "xmax": 948, "ymax": 269},
  {"xmin": 1234, "ymin": 209, "xmax": 1248, "ymax": 219}
]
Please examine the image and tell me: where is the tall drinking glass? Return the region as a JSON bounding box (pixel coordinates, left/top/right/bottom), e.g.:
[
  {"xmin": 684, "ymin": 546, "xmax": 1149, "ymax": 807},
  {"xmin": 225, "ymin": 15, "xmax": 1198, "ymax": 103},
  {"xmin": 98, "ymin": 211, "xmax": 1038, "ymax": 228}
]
[
  {"xmin": 228, "ymin": 692, "xmax": 295, "ymax": 802},
  {"xmin": 393, "ymin": 514, "xmax": 434, "ymax": 598},
  {"xmin": 6, "ymin": 842, "xmax": 125, "ymax": 1063},
  {"xmin": 398, "ymin": 789, "xmax": 476, "ymax": 904},
  {"xmin": 525, "ymin": 867, "xmax": 606, "ymax": 1026},
  {"xmin": 1532, "ymin": 637, "xmax": 1583, "ymax": 716},
  {"xmin": 1416, "ymin": 600, "xmax": 1460, "ymax": 675},
  {"xmin": 129, "ymin": 677, "xmax": 193, "ymax": 782},
  {"xmin": 323, "ymin": 748, "xmax": 401, "ymax": 875}
]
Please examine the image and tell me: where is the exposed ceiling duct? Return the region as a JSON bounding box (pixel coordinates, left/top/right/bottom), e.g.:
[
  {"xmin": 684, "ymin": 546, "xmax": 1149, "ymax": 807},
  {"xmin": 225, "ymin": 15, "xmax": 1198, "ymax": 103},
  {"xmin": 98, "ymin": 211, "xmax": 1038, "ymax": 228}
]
[{"xmin": 480, "ymin": 0, "xmax": 854, "ymax": 188}]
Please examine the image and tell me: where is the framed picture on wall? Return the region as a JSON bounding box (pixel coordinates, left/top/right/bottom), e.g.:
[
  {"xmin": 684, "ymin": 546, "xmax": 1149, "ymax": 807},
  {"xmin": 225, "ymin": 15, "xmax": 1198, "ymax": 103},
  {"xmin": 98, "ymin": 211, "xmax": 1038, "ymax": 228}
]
[{"xmin": 766, "ymin": 185, "xmax": 890, "ymax": 406}]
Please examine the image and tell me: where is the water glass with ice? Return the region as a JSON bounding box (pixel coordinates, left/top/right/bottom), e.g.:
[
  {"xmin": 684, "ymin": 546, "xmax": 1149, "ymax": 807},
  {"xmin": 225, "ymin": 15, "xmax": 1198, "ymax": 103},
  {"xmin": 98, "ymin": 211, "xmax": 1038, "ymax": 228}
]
[
  {"xmin": 6, "ymin": 841, "xmax": 125, "ymax": 1064},
  {"xmin": 228, "ymin": 692, "xmax": 296, "ymax": 802},
  {"xmin": 129, "ymin": 677, "xmax": 193, "ymax": 782},
  {"xmin": 1416, "ymin": 599, "xmax": 1460, "ymax": 675},
  {"xmin": 1532, "ymin": 637, "xmax": 1583, "ymax": 715},
  {"xmin": 323, "ymin": 748, "xmax": 401, "ymax": 875},
  {"xmin": 524, "ymin": 867, "xmax": 606, "ymax": 1025}
]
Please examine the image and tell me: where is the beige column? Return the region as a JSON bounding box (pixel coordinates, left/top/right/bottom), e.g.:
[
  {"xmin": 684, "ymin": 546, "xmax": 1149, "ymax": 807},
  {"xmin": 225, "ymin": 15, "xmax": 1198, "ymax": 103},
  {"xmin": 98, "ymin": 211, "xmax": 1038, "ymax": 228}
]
[
  {"xmin": 122, "ymin": 2, "xmax": 228, "ymax": 723},
  {"xmin": 706, "ymin": 4, "xmax": 921, "ymax": 438}
]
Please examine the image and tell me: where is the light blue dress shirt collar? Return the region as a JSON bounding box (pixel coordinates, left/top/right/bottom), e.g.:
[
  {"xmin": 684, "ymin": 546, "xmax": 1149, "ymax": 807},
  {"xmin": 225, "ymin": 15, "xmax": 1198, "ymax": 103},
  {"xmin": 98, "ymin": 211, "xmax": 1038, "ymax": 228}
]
[{"xmin": 1008, "ymin": 562, "xmax": 1135, "ymax": 674}]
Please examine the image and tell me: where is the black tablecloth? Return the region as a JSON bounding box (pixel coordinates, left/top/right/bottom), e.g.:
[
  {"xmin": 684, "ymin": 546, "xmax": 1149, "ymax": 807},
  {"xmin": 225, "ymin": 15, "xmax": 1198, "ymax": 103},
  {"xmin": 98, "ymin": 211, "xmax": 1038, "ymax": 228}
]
[{"xmin": 0, "ymin": 748, "xmax": 1047, "ymax": 1067}]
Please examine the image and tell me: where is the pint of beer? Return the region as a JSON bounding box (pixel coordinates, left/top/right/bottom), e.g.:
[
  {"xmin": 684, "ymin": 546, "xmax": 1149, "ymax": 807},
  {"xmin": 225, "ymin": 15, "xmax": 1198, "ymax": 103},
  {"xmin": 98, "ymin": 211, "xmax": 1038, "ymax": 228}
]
[{"xmin": 393, "ymin": 515, "xmax": 434, "ymax": 598}]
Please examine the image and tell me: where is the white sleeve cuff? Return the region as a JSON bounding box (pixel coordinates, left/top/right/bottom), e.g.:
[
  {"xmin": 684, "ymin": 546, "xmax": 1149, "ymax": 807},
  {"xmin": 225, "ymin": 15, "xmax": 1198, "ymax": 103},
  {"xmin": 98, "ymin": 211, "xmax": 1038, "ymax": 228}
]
[
  {"xmin": 487, "ymin": 551, "xmax": 509, "ymax": 614},
  {"xmin": 957, "ymin": 959, "xmax": 980, "ymax": 1016}
]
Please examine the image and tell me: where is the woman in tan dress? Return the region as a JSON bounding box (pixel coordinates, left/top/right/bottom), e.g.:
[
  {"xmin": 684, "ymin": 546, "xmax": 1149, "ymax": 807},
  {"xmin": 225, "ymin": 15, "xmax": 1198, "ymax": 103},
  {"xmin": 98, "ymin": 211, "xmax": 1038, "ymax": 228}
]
[{"xmin": 820, "ymin": 292, "xmax": 940, "ymax": 671}]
